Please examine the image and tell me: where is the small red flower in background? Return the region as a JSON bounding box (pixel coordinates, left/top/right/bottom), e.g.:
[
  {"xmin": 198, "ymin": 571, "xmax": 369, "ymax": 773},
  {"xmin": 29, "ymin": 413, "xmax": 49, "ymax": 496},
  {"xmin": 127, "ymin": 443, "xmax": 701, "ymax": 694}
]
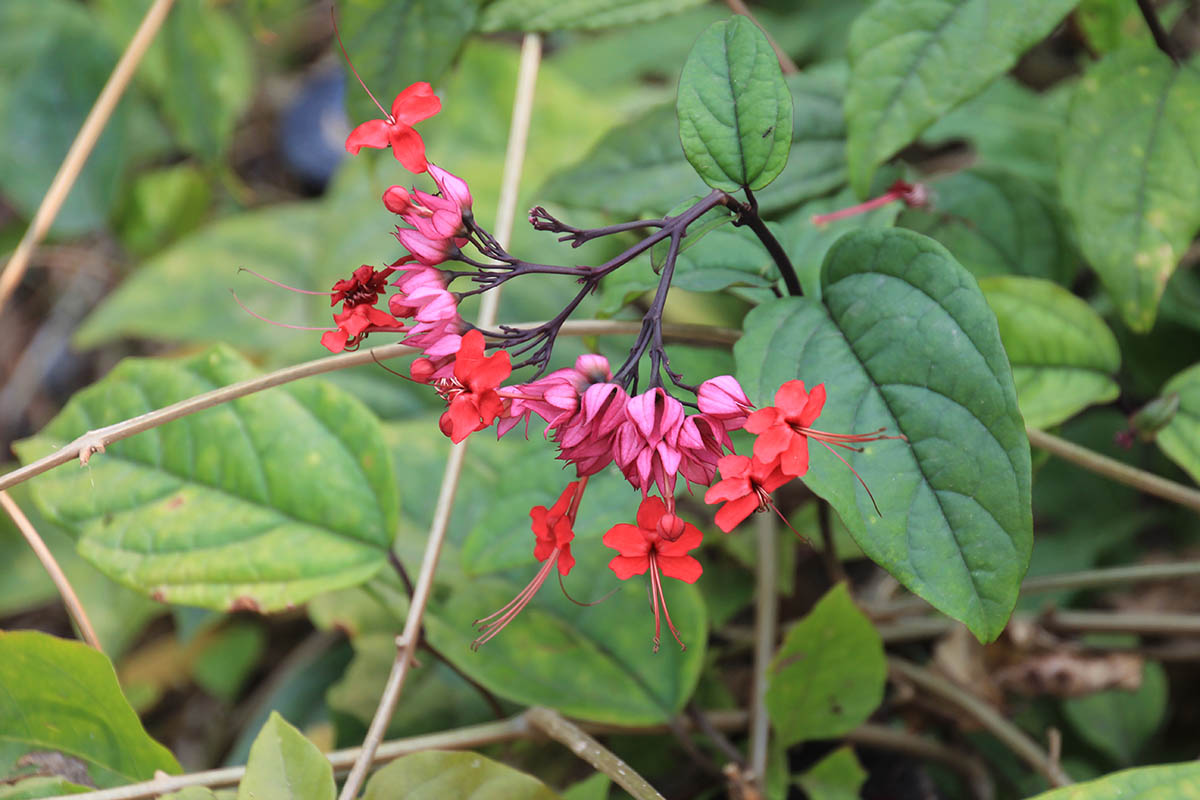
[
  {"xmin": 603, "ymin": 496, "xmax": 702, "ymax": 652},
  {"xmin": 320, "ymin": 265, "xmax": 402, "ymax": 353},
  {"xmin": 474, "ymin": 480, "xmax": 586, "ymax": 649},
  {"xmin": 345, "ymin": 82, "xmax": 441, "ymax": 173},
  {"xmin": 704, "ymin": 454, "xmax": 790, "ymax": 533},
  {"xmin": 435, "ymin": 330, "xmax": 512, "ymax": 443}
]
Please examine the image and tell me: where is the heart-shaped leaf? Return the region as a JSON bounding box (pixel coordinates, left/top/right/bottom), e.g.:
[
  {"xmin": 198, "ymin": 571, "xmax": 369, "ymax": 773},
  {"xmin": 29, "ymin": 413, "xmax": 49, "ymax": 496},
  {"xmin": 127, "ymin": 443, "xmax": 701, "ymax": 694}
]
[
  {"xmin": 14, "ymin": 345, "xmax": 398, "ymax": 611},
  {"xmin": 676, "ymin": 16, "xmax": 792, "ymax": 192},
  {"xmin": 362, "ymin": 751, "xmax": 560, "ymax": 800},
  {"xmin": 1059, "ymin": 46, "xmax": 1200, "ymax": 332},
  {"xmin": 980, "ymin": 276, "xmax": 1120, "ymax": 429},
  {"xmin": 845, "ymin": 0, "xmax": 1078, "ymax": 195},
  {"xmin": 736, "ymin": 229, "xmax": 1032, "ymax": 641},
  {"xmin": 766, "ymin": 584, "xmax": 886, "ymax": 744},
  {"xmin": 0, "ymin": 631, "xmax": 180, "ymax": 787}
]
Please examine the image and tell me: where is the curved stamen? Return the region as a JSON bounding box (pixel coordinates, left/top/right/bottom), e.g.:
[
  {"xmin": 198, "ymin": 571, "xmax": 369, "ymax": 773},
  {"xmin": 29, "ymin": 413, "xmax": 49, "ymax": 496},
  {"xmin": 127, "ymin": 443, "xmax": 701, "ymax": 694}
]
[
  {"xmin": 230, "ymin": 291, "xmax": 329, "ymax": 331},
  {"xmin": 237, "ymin": 267, "xmax": 335, "ymax": 295}
]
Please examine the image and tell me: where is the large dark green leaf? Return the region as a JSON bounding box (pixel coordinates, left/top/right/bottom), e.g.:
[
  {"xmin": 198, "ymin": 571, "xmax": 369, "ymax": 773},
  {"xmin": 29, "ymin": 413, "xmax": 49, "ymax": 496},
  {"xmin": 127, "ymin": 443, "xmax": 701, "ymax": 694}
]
[
  {"xmin": 481, "ymin": 0, "xmax": 704, "ymax": 31},
  {"xmin": 1059, "ymin": 46, "xmax": 1200, "ymax": 332},
  {"xmin": 898, "ymin": 168, "xmax": 1078, "ymax": 284},
  {"xmin": 676, "ymin": 17, "xmax": 792, "ymax": 192},
  {"xmin": 362, "ymin": 751, "xmax": 560, "ymax": 800},
  {"xmin": 14, "ymin": 346, "xmax": 398, "ymax": 611},
  {"xmin": 237, "ymin": 713, "xmax": 334, "ymax": 800},
  {"xmin": 0, "ymin": 631, "xmax": 180, "ymax": 787},
  {"xmin": 736, "ymin": 229, "xmax": 1031, "ymax": 641},
  {"xmin": 765, "ymin": 584, "xmax": 885, "ymax": 744},
  {"xmin": 340, "ymin": 0, "xmax": 478, "ymax": 124},
  {"xmin": 1027, "ymin": 761, "xmax": 1200, "ymax": 799},
  {"xmin": 980, "ymin": 276, "xmax": 1120, "ymax": 429},
  {"xmin": 845, "ymin": 0, "xmax": 1078, "ymax": 195}
]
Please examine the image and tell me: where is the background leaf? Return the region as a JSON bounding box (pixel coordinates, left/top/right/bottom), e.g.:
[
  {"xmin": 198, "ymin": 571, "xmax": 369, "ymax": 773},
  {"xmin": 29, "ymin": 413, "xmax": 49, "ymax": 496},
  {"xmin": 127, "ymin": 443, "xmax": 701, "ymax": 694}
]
[
  {"xmin": 676, "ymin": 17, "xmax": 792, "ymax": 192},
  {"xmin": 1062, "ymin": 661, "xmax": 1168, "ymax": 766},
  {"xmin": 765, "ymin": 584, "xmax": 886, "ymax": 744},
  {"xmin": 736, "ymin": 229, "xmax": 1032, "ymax": 641},
  {"xmin": 980, "ymin": 276, "xmax": 1120, "ymax": 429},
  {"xmin": 845, "ymin": 0, "xmax": 1078, "ymax": 195},
  {"xmin": 0, "ymin": 631, "xmax": 180, "ymax": 787},
  {"xmin": 1153, "ymin": 362, "xmax": 1200, "ymax": 485},
  {"xmin": 795, "ymin": 747, "xmax": 869, "ymax": 800},
  {"xmin": 14, "ymin": 346, "xmax": 398, "ymax": 611},
  {"xmin": 362, "ymin": 751, "xmax": 560, "ymax": 800},
  {"xmin": 237, "ymin": 712, "xmax": 334, "ymax": 800},
  {"xmin": 1027, "ymin": 761, "xmax": 1200, "ymax": 799},
  {"xmin": 1059, "ymin": 46, "xmax": 1200, "ymax": 332},
  {"xmin": 480, "ymin": 0, "xmax": 705, "ymax": 32}
]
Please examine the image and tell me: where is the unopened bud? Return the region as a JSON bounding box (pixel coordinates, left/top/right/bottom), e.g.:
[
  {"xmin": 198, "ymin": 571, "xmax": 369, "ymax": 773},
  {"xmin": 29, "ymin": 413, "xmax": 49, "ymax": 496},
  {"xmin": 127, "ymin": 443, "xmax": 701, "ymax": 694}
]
[{"xmin": 657, "ymin": 512, "xmax": 686, "ymax": 542}]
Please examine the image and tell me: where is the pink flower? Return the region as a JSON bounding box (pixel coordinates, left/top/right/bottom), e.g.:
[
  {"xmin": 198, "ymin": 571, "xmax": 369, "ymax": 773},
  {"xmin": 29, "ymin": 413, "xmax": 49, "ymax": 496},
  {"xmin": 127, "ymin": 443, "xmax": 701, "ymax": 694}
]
[
  {"xmin": 697, "ymin": 376, "xmax": 754, "ymax": 432},
  {"xmin": 553, "ymin": 383, "xmax": 629, "ymax": 477},
  {"xmin": 473, "ymin": 480, "xmax": 585, "ymax": 649},
  {"xmin": 677, "ymin": 413, "xmax": 732, "ymax": 490},
  {"xmin": 434, "ymin": 330, "xmax": 511, "ymax": 443},
  {"xmin": 387, "ymin": 262, "xmax": 462, "ymax": 362},
  {"xmin": 345, "ymin": 82, "xmax": 441, "ymax": 173},
  {"xmin": 394, "ymin": 227, "xmax": 465, "ymax": 266},
  {"xmin": 704, "ymin": 454, "xmax": 790, "ymax": 533},
  {"xmin": 383, "ymin": 163, "xmax": 474, "ymax": 240},
  {"xmin": 603, "ymin": 496, "xmax": 703, "ymax": 652},
  {"xmin": 496, "ymin": 354, "xmax": 614, "ymax": 439},
  {"xmin": 614, "ymin": 388, "xmax": 691, "ymax": 497}
]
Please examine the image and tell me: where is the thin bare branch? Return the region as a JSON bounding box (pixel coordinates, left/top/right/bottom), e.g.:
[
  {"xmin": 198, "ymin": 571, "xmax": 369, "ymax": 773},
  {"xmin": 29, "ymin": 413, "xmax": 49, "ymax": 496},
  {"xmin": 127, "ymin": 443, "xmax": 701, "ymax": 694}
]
[
  {"xmin": 527, "ymin": 707, "xmax": 666, "ymax": 800},
  {"xmin": 0, "ymin": 0, "xmax": 176, "ymax": 311},
  {"xmin": 889, "ymin": 657, "xmax": 1072, "ymax": 787},
  {"xmin": 336, "ymin": 33, "xmax": 544, "ymax": 800},
  {"xmin": 0, "ymin": 490, "xmax": 101, "ymax": 650}
]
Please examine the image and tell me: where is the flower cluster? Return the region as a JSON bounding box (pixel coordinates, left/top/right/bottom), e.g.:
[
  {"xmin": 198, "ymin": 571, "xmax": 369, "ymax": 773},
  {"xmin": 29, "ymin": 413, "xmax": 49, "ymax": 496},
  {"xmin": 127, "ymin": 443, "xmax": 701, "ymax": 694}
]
[{"xmin": 279, "ymin": 81, "xmax": 905, "ymax": 652}]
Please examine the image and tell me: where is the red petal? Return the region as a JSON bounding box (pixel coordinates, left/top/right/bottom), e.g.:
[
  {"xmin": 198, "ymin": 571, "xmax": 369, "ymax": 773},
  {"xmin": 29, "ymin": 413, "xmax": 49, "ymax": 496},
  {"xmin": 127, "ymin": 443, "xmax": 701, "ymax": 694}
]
[
  {"xmin": 752, "ymin": 425, "xmax": 792, "ymax": 463},
  {"xmin": 445, "ymin": 397, "xmax": 482, "ymax": 443},
  {"xmin": 608, "ymin": 554, "xmax": 649, "ymax": 580},
  {"xmin": 658, "ymin": 523, "xmax": 702, "ymax": 556},
  {"xmin": 321, "ymin": 329, "xmax": 348, "ymax": 353},
  {"xmin": 389, "ymin": 124, "xmax": 429, "ymax": 173},
  {"xmin": 603, "ymin": 523, "xmax": 650, "ymax": 557},
  {"xmin": 391, "ymin": 82, "xmax": 442, "ymax": 124},
  {"xmin": 345, "ymin": 119, "xmax": 391, "ymax": 154},
  {"xmin": 774, "ymin": 380, "xmax": 810, "ymax": 416},
  {"xmin": 471, "ymin": 349, "xmax": 512, "ymax": 392},
  {"xmin": 744, "ymin": 406, "xmax": 781, "ymax": 434},
  {"xmin": 634, "ymin": 496, "xmax": 667, "ymax": 531},
  {"xmin": 704, "ymin": 476, "xmax": 750, "ymax": 505},
  {"xmin": 557, "ymin": 546, "xmax": 576, "ymax": 576},
  {"xmin": 657, "ymin": 555, "xmax": 702, "ymax": 583},
  {"xmin": 798, "ymin": 383, "xmax": 826, "ymax": 427},
  {"xmin": 714, "ymin": 495, "xmax": 759, "ymax": 533},
  {"xmin": 779, "ymin": 434, "xmax": 810, "ymax": 477}
]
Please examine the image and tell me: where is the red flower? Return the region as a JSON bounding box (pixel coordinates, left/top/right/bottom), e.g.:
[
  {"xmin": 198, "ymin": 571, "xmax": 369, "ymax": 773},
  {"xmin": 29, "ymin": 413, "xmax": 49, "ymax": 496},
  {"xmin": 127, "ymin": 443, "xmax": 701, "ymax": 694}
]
[
  {"xmin": 474, "ymin": 480, "xmax": 586, "ymax": 649},
  {"xmin": 436, "ymin": 330, "xmax": 512, "ymax": 443},
  {"xmin": 603, "ymin": 496, "xmax": 702, "ymax": 652},
  {"xmin": 703, "ymin": 454, "xmax": 790, "ymax": 533},
  {"xmin": 345, "ymin": 82, "xmax": 441, "ymax": 173},
  {"xmin": 320, "ymin": 265, "xmax": 402, "ymax": 353},
  {"xmin": 744, "ymin": 380, "xmax": 827, "ymax": 477}
]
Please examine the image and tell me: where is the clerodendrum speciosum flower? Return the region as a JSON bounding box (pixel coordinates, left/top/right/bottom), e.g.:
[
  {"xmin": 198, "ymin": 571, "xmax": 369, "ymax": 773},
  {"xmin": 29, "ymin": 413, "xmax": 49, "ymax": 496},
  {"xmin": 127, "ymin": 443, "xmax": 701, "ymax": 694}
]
[
  {"xmin": 345, "ymin": 82, "xmax": 441, "ymax": 172},
  {"xmin": 744, "ymin": 380, "xmax": 829, "ymax": 477},
  {"xmin": 553, "ymin": 382, "xmax": 630, "ymax": 477},
  {"xmin": 384, "ymin": 164, "xmax": 473, "ymax": 239},
  {"xmin": 704, "ymin": 454, "xmax": 790, "ymax": 533},
  {"xmin": 434, "ymin": 330, "xmax": 512, "ymax": 443},
  {"xmin": 474, "ymin": 480, "xmax": 585, "ymax": 649},
  {"xmin": 496, "ymin": 354, "xmax": 612, "ymax": 439},
  {"xmin": 320, "ymin": 265, "xmax": 402, "ymax": 353},
  {"xmin": 603, "ymin": 496, "xmax": 702, "ymax": 652},
  {"xmin": 697, "ymin": 375, "xmax": 754, "ymax": 432}
]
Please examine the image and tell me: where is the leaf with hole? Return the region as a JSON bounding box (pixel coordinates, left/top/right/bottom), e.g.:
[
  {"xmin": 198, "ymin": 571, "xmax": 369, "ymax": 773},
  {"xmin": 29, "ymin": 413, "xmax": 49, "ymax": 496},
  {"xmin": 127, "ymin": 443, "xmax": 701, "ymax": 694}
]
[
  {"xmin": 0, "ymin": 631, "xmax": 179, "ymax": 787},
  {"xmin": 765, "ymin": 584, "xmax": 885, "ymax": 744},
  {"xmin": 980, "ymin": 276, "xmax": 1120, "ymax": 429},
  {"xmin": 676, "ymin": 17, "xmax": 792, "ymax": 192},
  {"xmin": 14, "ymin": 345, "xmax": 398, "ymax": 611},
  {"xmin": 736, "ymin": 229, "xmax": 1032, "ymax": 641},
  {"xmin": 845, "ymin": 0, "xmax": 1078, "ymax": 195}
]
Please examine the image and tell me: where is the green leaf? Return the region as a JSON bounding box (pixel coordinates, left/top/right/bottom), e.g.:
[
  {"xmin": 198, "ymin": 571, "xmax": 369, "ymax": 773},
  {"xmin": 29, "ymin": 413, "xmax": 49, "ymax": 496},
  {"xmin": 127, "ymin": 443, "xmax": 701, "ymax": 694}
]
[
  {"xmin": 0, "ymin": 631, "xmax": 180, "ymax": 786},
  {"xmin": 237, "ymin": 712, "xmax": 334, "ymax": 800},
  {"xmin": 0, "ymin": 777, "xmax": 90, "ymax": 798},
  {"xmin": 845, "ymin": 0, "xmax": 1078, "ymax": 195},
  {"xmin": 13, "ymin": 345, "xmax": 398, "ymax": 611},
  {"xmin": 340, "ymin": 0, "xmax": 478, "ymax": 124},
  {"xmin": 0, "ymin": 16, "xmax": 128, "ymax": 235},
  {"xmin": 660, "ymin": 222, "xmax": 781, "ymax": 293},
  {"xmin": 116, "ymin": 164, "xmax": 213, "ymax": 256},
  {"xmin": 481, "ymin": 0, "xmax": 704, "ymax": 31},
  {"xmin": 1026, "ymin": 761, "xmax": 1200, "ymax": 799},
  {"xmin": 765, "ymin": 584, "xmax": 885, "ymax": 744},
  {"xmin": 795, "ymin": 747, "xmax": 868, "ymax": 800},
  {"xmin": 736, "ymin": 229, "xmax": 1032, "ymax": 641},
  {"xmin": 1059, "ymin": 47, "xmax": 1200, "ymax": 332},
  {"xmin": 676, "ymin": 17, "xmax": 792, "ymax": 192},
  {"xmin": 1077, "ymin": 0, "xmax": 1186, "ymax": 55},
  {"xmin": 362, "ymin": 751, "xmax": 560, "ymax": 800},
  {"xmin": 1154, "ymin": 362, "xmax": 1200, "ymax": 484},
  {"xmin": 898, "ymin": 168, "xmax": 1078, "ymax": 284},
  {"xmin": 979, "ymin": 276, "xmax": 1120, "ymax": 429},
  {"xmin": 1062, "ymin": 661, "xmax": 1167, "ymax": 766},
  {"xmin": 561, "ymin": 774, "xmax": 610, "ymax": 800}
]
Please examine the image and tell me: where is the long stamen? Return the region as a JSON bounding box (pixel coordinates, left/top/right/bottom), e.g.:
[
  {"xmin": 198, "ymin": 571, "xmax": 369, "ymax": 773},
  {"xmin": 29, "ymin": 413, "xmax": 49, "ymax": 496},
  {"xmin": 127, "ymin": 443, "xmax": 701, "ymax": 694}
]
[
  {"xmin": 230, "ymin": 290, "xmax": 329, "ymax": 331},
  {"xmin": 330, "ymin": 9, "xmax": 391, "ymax": 121},
  {"xmin": 557, "ymin": 571, "xmax": 620, "ymax": 607},
  {"xmin": 471, "ymin": 554, "xmax": 558, "ymax": 649},
  {"xmin": 647, "ymin": 558, "xmax": 663, "ymax": 654},
  {"xmin": 237, "ymin": 267, "xmax": 336, "ymax": 295},
  {"xmin": 818, "ymin": 439, "xmax": 883, "ymax": 517},
  {"xmin": 650, "ymin": 557, "xmax": 686, "ymax": 652}
]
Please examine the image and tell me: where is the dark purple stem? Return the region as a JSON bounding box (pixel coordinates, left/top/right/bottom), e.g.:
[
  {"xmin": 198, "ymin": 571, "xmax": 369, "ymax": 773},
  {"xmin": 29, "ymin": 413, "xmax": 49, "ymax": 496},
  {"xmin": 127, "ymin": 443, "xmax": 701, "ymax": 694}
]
[{"xmin": 1136, "ymin": 0, "xmax": 1180, "ymax": 64}]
